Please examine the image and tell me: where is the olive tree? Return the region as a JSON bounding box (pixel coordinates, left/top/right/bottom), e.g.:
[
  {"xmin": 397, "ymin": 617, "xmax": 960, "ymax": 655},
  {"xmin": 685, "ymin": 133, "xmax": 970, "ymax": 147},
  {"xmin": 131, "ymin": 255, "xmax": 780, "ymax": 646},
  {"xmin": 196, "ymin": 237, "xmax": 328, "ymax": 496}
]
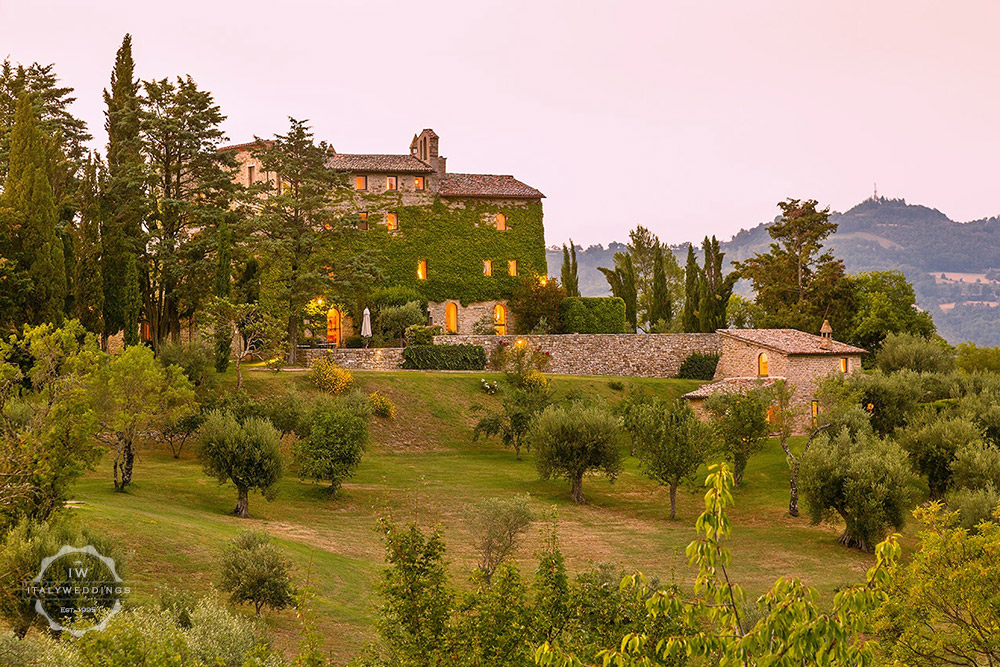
[
  {"xmin": 899, "ymin": 416, "xmax": 984, "ymax": 499},
  {"xmin": 219, "ymin": 530, "xmax": 295, "ymax": 615},
  {"xmin": 531, "ymin": 403, "xmax": 624, "ymax": 504},
  {"xmin": 626, "ymin": 398, "xmax": 713, "ymax": 518},
  {"xmin": 295, "ymin": 403, "xmax": 368, "ymax": 496},
  {"xmin": 200, "ymin": 412, "xmax": 283, "ymax": 517},
  {"xmin": 704, "ymin": 387, "xmax": 772, "ymax": 486},
  {"xmin": 800, "ymin": 427, "xmax": 913, "ymax": 551},
  {"xmin": 462, "ymin": 495, "xmax": 533, "ymax": 584}
]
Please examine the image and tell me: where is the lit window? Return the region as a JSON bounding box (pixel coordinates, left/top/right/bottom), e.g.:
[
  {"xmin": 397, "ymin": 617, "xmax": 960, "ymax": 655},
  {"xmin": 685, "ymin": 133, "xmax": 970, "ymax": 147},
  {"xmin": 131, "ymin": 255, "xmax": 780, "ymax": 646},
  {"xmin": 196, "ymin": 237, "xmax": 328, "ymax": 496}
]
[
  {"xmin": 358, "ymin": 212, "xmax": 368, "ymax": 230},
  {"xmin": 414, "ymin": 176, "xmax": 425, "ymax": 191},
  {"xmin": 508, "ymin": 260, "xmax": 518, "ymax": 276},
  {"xmin": 386, "ymin": 176, "xmax": 397, "ymax": 191},
  {"xmin": 417, "ymin": 260, "xmax": 427, "ymax": 280},
  {"xmin": 355, "ymin": 175, "xmax": 367, "ymax": 190},
  {"xmin": 758, "ymin": 352, "xmax": 769, "ymax": 376},
  {"xmin": 494, "ymin": 304, "xmax": 507, "ymax": 336},
  {"xmin": 360, "ymin": 211, "xmax": 368, "ymax": 221},
  {"xmin": 483, "ymin": 260, "xmax": 492, "ymax": 276},
  {"xmin": 495, "ymin": 213, "xmax": 507, "ymax": 231},
  {"xmin": 247, "ymin": 165, "xmax": 255, "ymax": 184},
  {"xmin": 445, "ymin": 302, "xmax": 458, "ymax": 333},
  {"xmin": 840, "ymin": 357, "xmax": 848, "ymax": 373},
  {"xmin": 386, "ymin": 212, "xmax": 398, "ymax": 230},
  {"xmin": 811, "ymin": 400, "xmax": 820, "ymax": 428}
]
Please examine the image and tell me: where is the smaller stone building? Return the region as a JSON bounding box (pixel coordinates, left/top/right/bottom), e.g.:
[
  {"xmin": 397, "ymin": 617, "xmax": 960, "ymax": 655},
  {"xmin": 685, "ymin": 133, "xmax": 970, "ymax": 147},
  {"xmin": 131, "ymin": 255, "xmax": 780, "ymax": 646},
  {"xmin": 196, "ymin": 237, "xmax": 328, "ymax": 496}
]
[{"xmin": 683, "ymin": 324, "xmax": 866, "ymax": 431}]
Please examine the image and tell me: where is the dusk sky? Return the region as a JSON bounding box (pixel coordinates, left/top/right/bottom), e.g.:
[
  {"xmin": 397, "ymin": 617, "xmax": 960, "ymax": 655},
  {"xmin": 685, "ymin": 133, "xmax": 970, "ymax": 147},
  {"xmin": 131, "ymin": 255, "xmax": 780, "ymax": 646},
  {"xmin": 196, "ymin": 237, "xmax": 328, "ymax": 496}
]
[{"xmin": 2, "ymin": 0, "xmax": 998, "ymax": 246}]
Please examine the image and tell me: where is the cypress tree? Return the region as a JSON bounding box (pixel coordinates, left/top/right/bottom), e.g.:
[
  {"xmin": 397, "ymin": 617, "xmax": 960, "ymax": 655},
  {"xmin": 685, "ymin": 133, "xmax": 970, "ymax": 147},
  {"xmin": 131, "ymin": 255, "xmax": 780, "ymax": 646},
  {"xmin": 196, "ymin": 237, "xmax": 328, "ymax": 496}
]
[
  {"xmin": 214, "ymin": 220, "xmax": 233, "ymax": 372},
  {"xmin": 697, "ymin": 235, "xmax": 737, "ymax": 333},
  {"xmin": 561, "ymin": 240, "xmax": 579, "ymax": 297},
  {"xmin": 649, "ymin": 244, "xmax": 671, "ymax": 328},
  {"xmin": 72, "ymin": 154, "xmax": 105, "ymax": 334},
  {"xmin": 102, "ymin": 34, "xmax": 145, "ymax": 347},
  {"xmin": 0, "ymin": 94, "xmax": 66, "ymax": 324},
  {"xmin": 682, "ymin": 244, "xmax": 700, "ymax": 332}
]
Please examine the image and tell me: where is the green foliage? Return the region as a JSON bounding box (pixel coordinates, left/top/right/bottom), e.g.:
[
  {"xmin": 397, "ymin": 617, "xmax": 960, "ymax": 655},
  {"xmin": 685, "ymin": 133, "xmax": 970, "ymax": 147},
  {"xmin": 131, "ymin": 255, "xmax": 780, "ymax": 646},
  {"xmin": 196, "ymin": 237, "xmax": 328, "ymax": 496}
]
[
  {"xmin": 158, "ymin": 338, "xmax": 218, "ymax": 396},
  {"xmin": 676, "ymin": 351, "xmax": 719, "ymax": 380},
  {"xmin": 531, "ymin": 403, "xmax": 624, "ymax": 503},
  {"xmin": 598, "ymin": 252, "xmax": 638, "ymax": 332},
  {"xmin": 558, "ymin": 297, "xmax": 626, "ymax": 334},
  {"xmin": 200, "ymin": 411, "xmax": 283, "ymax": 517},
  {"xmin": 403, "ymin": 344, "xmax": 486, "ymax": 371},
  {"xmin": 876, "ymin": 332, "xmax": 955, "ymax": 374},
  {"xmin": 295, "ymin": 403, "xmax": 368, "ymax": 496},
  {"xmin": 508, "ymin": 277, "xmax": 565, "ymax": 334},
  {"xmin": 696, "ymin": 235, "xmax": 738, "ymax": 333},
  {"xmin": 71, "ymin": 155, "xmax": 105, "ymax": 335},
  {"xmin": 956, "ymin": 341, "xmax": 1000, "ymax": 373},
  {"xmin": 848, "ymin": 270, "xmax": 936, "ymax": 351},
  {"xmin": 800, "ymin": 427, "xmax": 913, "ymax": 551},
  {"xmin": 704, "ymin": 387, "xmax": 772, "ymax": 486},
  {"xmin": 220, "ymin": 530, "xmax": 296, "ymax": 616},
  {"xmin": 627, "ymin": 398, "xmax": 714, "ymax": 518},
  {"xmin": 377, "ymin": 301, "xmax": 425, "ymax": 344},
  {"xmin": 462, "ymin": 495, "xmax": 533, "ymax": 584},
  {"xmin": 404, "ymin": 324, "xmax": 440, "ymax": 346},
  {"xmin": 950, "ymin": 441, "xmax": 1000, "ymax": 491},
  {"xmin": 454, "ymin": 564, "xmax": 533, "ymax": 667},
  {"xmin": 560, "ymin": 241, "xmax": 579, "ymax": 298},
  {"xmin": 648, "ymin": 244, "xmax": 672, "ymax": 328},
  {"xmin": 474, "ymin": 379, "xmax": 552, "ymax": 460},
  {"xmin": 944, "ymin": 485, "xmax": 1000, "ymax": 531},
  {"xmin": 375, "ymin": 516, "xmax": 453, "ymax": 667},
  {"xmin": 899, "ymin": 416, "xmax": 983, "ymax": 498},
  {"xmin": 818, "ymin": 369, "xmax": 922, "ymax": 436},
  {"xmin": 488, "ymin": 340, "xmax": 551, "ymax": 384},
  {"xmin": 310, "ymin": 357, "xmax": 355, "ymax": 395},
  {"xmin": 682, "ymin": 244, "xmax": 700, "ymax": 333}
]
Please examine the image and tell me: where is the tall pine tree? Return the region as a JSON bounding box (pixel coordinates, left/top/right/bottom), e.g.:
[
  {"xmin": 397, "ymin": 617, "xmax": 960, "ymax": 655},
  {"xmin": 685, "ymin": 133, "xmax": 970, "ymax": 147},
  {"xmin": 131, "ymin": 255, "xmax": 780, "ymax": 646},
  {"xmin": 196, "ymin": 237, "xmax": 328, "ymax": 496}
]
[
  {"xmin": 0, "ymin": 94, "xmax": 66, "ymax": 324},
  {"xmin": 102, "ymin": 34, "xmax": 145, "ymax": 347},
  {"xmin": 72, "ymin": 153, "xmax": 105, "ymax": 334},
  {"xmin": 213, "ymin": 220, "xmax": 233, "ymax": 372},
  {"xmin": 561, "ymin": 240, "xmax": 579, "ymax": 297},
  {"xmin": 697, "ymin": 235, "xmax": 737, "ymax": 332},
  {"xmin": 649, "ymin": 244, "xmax": 672, "ymax": 328},
  {"xmin": 682, "ymin": 244, "xmax": 700, "ymax": 332}
]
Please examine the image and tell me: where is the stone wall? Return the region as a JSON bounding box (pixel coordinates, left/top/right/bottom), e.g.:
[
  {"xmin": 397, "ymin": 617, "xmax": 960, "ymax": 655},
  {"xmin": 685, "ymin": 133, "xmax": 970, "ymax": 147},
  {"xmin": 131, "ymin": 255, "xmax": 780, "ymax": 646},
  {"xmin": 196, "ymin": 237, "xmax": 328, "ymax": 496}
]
[
  {"xmin": 427, "ymin": 300, "xmax": 512, "ymax": 336},
  {"xmin": 303, "ymin": 347, "xmax": 405, "ymax": 370},
  {"xmin": 433, "ymin": 333, "xmax": 720, "ymax": 378}
]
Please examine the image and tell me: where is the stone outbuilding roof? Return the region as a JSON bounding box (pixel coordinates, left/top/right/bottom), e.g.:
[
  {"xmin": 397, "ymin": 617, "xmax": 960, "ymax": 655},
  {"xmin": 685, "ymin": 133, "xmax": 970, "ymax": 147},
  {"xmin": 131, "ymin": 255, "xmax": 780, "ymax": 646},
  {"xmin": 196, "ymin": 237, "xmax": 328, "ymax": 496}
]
[
  {"xmin": 439, "ymin": 173, "xmax": 544, "ymax": 199},
  {"xmin": 326, "ymin": 153, "xmax": 435, "ymax": 173},
  {"xmin": 218, "ymin": 139, "xmax": 274, "ymax": 152},
  {"xmin": 718, "ymin": 329, "xmax": 867, "ymax": 356},
  {"xmin": 682, "ymin": 376, "xmax": 784, "ymax": 400}
]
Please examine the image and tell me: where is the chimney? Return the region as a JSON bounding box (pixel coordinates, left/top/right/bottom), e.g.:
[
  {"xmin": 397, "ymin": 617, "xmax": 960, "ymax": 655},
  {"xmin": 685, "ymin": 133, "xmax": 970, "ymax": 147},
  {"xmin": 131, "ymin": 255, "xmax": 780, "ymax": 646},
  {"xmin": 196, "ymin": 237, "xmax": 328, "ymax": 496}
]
[{"xmin": 819, "ymin": 320, "xmax": 833, "ymax": 349}]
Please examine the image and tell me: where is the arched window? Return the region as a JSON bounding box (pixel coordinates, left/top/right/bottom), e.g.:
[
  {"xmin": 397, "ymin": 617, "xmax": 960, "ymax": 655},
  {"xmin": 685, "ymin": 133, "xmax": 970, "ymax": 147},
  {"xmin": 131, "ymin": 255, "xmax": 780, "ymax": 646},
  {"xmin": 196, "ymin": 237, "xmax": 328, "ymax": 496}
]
[
  {"xmin": 758, "ymin": 352, "xmax": 769, "ymax": 376},
  {"xmin": 326, "ymin": 308, "xmax": 342, "ymax": 347},
  {"xmin": 495, "ymin": 213, "xmax": 507, "ymax": 231},
  {"xmin": 445, "ymin": 302, "xmax": 458, "ymax": 333},
  {"xmin": 494, "ymin": 304, "xmax": 507, "ymax": 336}
]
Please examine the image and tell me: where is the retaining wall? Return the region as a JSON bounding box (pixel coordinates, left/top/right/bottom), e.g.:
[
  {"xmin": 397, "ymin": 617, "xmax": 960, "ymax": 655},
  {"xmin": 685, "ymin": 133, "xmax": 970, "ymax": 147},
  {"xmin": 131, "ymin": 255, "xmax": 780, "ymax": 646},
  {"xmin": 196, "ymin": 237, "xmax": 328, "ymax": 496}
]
[{"xmin": 303, "ymin": 347, "xmax": 405, "ymax": 370}]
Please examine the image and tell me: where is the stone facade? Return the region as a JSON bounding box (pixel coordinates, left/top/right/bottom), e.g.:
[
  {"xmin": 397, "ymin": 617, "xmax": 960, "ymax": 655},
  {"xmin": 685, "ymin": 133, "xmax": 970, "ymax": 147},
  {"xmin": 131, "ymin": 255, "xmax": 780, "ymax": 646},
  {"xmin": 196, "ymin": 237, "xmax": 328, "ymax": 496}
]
[
  {"xmin": 427, "ymin": 300, "xmax": 515, "ymax": 336},
  {"xmin": 303, "ymin": 347, "xmax": 404, "ymax": 370},
  {"xmin": 434, "ymin": 333, "xmax": 720, "ymax": 378}
]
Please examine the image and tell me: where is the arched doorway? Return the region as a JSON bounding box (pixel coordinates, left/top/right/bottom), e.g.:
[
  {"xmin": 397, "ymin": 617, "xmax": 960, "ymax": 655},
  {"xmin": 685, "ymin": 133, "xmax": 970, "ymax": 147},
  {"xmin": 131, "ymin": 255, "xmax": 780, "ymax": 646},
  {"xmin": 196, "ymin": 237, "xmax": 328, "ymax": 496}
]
[
  {"xmin": 445, "ymin": 302, "xmax": 459, "ymax": 333},
  {"xmin": 757, "ymin": 352, "xmax": 769, "ymax": 376},
  {"xmin": 326, "ymin": 308, "xmax": 342, "ymax": 347},
  {"xmin": 494, "ymin": 304, "xmax": 507, "ymax": 336}
]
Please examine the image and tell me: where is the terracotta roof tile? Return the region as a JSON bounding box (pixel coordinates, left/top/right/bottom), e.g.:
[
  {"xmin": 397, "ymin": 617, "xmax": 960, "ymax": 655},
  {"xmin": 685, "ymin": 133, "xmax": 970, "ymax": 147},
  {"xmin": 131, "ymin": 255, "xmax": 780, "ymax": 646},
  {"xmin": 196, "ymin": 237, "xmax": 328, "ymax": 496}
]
[
  {"xmin": 682, "ymin": 376, "xmax": 784, "ymax": 400},
  {"xmin": 219, "ymin": 139, "xmax": 274, "ymax": 152},
  {"xmin": 719, "ymin": 329, "xmax": 867, "ymax": 355},
  {"xmin": 439, "ymin": 173, "xmax": 544, "ymax": 199},
  {"xmin": 326, "ymin": 153, "xmax": 434, "ymax": 173}
]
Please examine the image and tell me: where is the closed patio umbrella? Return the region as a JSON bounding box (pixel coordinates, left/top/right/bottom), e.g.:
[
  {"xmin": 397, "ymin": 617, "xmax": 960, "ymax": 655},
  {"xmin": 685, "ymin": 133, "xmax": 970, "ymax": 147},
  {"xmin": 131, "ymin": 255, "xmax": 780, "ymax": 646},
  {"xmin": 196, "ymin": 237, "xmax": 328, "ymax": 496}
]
[{"xmin": 361, "ymin": 307, "xmax": 372, "ymax": 347}]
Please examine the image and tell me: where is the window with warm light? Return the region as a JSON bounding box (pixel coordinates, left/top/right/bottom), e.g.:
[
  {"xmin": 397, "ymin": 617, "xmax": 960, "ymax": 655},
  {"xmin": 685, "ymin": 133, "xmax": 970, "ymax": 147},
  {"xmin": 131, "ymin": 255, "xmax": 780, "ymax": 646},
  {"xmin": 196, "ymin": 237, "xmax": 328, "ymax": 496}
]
[
  {"xmin": 508, "ymin": 260, "xmax": 518, "ymax": 276},
  {"xmin": 417, "ymin": 260, "xmax": 427, "ymax": 280},
  {"xmin": 355, "ymin": 175, "xmax": 367, "ymax": 190},
  {"xmin": 495, "ymin": 213, "xmax": 507, "ymax": 231},
  {"xmin": 386, "ymin": 212, "xmax": 398, "ymax": 230},
  {"xmin": 386, "ymin": 176, "xmax": 397, "ymax": 191},
  {"xmin": 758, "ymin": 352, "xmax": 769, "ymax": 376},
  {"xmin": 484, "ymin": 260, "xmax": 492, "ymax": 276},
  {"xmin": 358, "ymin": 211, "xmax": 368, "ymax": 230},
  {"xmin": 414, "ymin": 176, "xmax": 425, "ymax": 191},
  {"xmin": 494, "ymin": 304, "xmax": 507, "ymax": 335},
  {"xmin": 811, "ymin": 400, "xmax": 820, "ymax": 428},
  {"xmin": 840, "ymin": 357, "xmax": 848, "ymax": 373},
  {"xmin": 445, "ymin": 302, "xmax": 458, "ymax": 333}
]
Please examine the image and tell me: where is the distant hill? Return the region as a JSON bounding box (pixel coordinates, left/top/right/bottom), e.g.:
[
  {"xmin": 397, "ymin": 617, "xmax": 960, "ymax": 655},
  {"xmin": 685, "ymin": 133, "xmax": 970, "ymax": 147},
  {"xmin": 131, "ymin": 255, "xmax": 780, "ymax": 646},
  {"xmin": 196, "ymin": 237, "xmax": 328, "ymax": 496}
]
[{"xmin": 546, "ymin": 197, "xmax": 1000, "ymax": 345}]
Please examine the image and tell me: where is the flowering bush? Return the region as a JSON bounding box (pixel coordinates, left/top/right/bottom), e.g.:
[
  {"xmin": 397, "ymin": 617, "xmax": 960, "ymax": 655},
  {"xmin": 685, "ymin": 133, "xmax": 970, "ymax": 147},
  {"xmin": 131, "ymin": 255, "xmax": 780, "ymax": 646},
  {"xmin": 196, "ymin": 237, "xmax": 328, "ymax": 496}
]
[
  {"xmin": 369, "ymin": 391, "xmax": 396, "ymax": 419},
  {"xmin": 310, "ymin": 357, "xmax": 354, "ymax": 395},
  {"xmin": 522, "ymin": 370, "xmax": 550, "ymax": 393},
  {"xmin": 480, "ymin": 378, "xmax": 499, "ymax": 395}
]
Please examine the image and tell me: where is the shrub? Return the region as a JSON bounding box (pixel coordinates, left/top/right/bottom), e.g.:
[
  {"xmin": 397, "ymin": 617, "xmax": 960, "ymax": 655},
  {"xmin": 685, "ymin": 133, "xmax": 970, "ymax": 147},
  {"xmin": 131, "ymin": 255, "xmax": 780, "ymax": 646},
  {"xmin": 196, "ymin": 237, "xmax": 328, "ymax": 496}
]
[
  {"xmin": 704, "ymin": 387, "xmax": 772, "ymax": 486},
  {"xmin": 951, "ymin": 441, "xmax": 1000, "ymax": 491},
  {"xmin": 199, "ymin": 412, "xmax": 283, "ymax": 517},
  {"xmin": 462, "ymin": 495, "xmax": 533, "ymax": 584},
  {"xmin": 262, "ymin": 389, "xmax": 305, "ymax": 436},
  {"xmin": 531, "ymin": 403, "xmax": 624, "ymax": 503},
  {"xmin": 158, "ymin": 339, "xmax": 217, "ymax": 394},
  {"xmin": 369, "ymin": 285, "xmax": 427, "ymax": 315},
  {"xmin": 799, "ymin": 427, "xmax": 913, "ymax": 551},
  {"xmin": 343, "ymin": 334, "xmax": 364, "ymax": 348},
  {"xmin": 607, "ymin": 379, "xmax": 625, "ymax": 391},
  {"xmin": 956, "ymin": 342, "xmax": 1000, "ymax": 374},
  {"xmin": 899, "ymin": 417, "xmax": 984, "ymax": 498},
  {"xmin": 296, "ymin": 404, "xmax": 368, "ymax": 495},
  {"xmin": 677, "ymin": 352, "xmax": 720, "ymax": 380},
  {"xmin": 310, "ymin": 357, "xmax": 354, "ymax": 395},
  {"xmin": 508, "ymin": 277, "xmax": 565, "ymax": 334},
  {"xmin": 876, "ymin": 332, "xmax": 955, "ymax": 374},
  {"xmin": 474, "ymin": 381, "xmax": 552, "ymax": 460},
  {"xmin": 471, "ymin": 313, "xmax": 497, "ymax": 335},
  {"xmin": 219, "ymin": 530, "xmax": 295, "ymax": 615},
  {"xmin": 369, "ymin": 391, "xmax": 396, "ymax": 419},
  {"xmin": 488, "ymin": 340, "xmax": 551, "ymax": 383},
  {"xmin": 378, "ymin": 301, "xmax": 426, "ymax": 344},
  {"xmin": 404, "ymin": 324, "xmax": 441, "ymax": 346},
  {"xmin": 559, "ymin": 297, "xmax": 627, "ymax": 333},
  {"xmin": 402, "ymin": 344, "xmax": 486, "ymax": 370},
  {"xmin": 945, "ymin": 484, "xmax": 1000, "ymax": 531}
]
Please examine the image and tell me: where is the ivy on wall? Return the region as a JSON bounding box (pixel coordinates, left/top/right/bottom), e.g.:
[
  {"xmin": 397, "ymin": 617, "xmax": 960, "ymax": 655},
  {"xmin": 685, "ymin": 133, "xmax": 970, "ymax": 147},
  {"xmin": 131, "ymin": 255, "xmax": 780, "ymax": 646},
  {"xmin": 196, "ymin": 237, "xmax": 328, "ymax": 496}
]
[{"xmin": 347, "ymin": 197, "xmax": 546, "ymax": 306}]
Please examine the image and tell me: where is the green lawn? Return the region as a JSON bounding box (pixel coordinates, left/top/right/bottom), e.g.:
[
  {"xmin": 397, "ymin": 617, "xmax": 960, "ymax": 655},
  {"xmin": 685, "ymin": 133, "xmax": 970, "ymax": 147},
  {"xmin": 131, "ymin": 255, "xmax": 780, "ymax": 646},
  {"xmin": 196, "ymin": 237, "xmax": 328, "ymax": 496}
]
[{"xmin": 69, "ymin": 369, "xmax": 879, "ymax": 661}]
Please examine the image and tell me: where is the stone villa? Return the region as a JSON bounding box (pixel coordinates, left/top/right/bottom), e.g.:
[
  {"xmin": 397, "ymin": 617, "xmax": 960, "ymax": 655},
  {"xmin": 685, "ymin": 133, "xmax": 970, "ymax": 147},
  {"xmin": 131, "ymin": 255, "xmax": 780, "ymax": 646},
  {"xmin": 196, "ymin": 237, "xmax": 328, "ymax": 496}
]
[
  {"xmin": 221, "ymin": 129, "xmax": 546, "ymax": 345},
  {"xmin": 682, "ymin": 323, "xmax": 867, "ymax": 431}
]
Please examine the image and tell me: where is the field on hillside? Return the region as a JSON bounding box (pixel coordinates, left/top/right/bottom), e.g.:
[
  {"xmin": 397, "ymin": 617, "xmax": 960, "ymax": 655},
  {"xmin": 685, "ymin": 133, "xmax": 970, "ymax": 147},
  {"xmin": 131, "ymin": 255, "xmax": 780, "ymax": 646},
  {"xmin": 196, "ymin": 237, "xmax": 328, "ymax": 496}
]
[{"xmin": 68, "ymin": 370, "xmax": 882, "ymax": 661}]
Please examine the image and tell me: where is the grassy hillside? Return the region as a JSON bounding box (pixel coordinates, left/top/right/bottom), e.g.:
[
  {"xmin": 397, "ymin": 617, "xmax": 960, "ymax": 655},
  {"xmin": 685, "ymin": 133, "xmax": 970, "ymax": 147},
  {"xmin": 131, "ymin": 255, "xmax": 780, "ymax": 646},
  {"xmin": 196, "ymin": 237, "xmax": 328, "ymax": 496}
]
[{"xmin": 68, "ymin": 370, "xmax": 878, "ymax": 661}]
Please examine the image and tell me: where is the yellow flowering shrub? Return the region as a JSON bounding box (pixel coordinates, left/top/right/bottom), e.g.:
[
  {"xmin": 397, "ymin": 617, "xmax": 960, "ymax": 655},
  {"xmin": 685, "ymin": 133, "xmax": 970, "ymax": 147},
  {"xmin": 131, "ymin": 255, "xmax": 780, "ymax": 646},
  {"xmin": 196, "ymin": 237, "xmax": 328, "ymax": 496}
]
[
  {"xmin": 368, "ymin": 391, "xmax": 396, "ymax": 419},
  {"xmin": 311, "ymin": 357, "xmax": 354, "ymax": 395}
]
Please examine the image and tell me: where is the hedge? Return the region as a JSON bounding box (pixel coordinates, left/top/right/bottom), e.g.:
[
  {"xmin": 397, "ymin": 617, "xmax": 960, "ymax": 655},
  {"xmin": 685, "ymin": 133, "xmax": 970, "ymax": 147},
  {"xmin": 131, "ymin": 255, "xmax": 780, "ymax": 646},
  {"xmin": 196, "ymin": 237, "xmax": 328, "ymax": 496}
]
[
  {"xmin": 677, "ymin": 352, "xmax": 720, "ymax": 380},
  {"xmin": 402, "ymin": 344, "xmax": 487, "ymax": 370},
  {"xmin": 559, "ymin": 297, "xmax": 627, "ymax": 334}
]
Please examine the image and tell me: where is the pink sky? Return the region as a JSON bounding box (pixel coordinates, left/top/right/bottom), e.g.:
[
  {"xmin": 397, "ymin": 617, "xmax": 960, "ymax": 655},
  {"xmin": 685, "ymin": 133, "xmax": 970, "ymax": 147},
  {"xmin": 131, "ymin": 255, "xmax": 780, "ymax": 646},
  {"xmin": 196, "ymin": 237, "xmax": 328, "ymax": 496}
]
[{"xmin": 2, "ymin": 0, "xmax": 998, "ymax": 246}]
